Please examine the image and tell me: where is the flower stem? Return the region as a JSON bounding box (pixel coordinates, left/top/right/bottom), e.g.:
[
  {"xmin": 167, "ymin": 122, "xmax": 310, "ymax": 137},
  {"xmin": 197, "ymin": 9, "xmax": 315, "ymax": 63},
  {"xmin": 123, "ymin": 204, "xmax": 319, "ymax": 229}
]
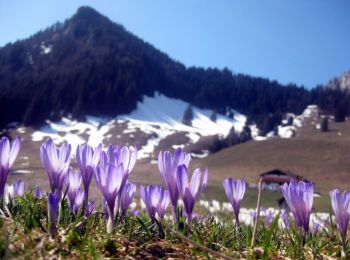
[{"xmin": 172, "ymin": 204, "xmax": 178, "ymax": 228}]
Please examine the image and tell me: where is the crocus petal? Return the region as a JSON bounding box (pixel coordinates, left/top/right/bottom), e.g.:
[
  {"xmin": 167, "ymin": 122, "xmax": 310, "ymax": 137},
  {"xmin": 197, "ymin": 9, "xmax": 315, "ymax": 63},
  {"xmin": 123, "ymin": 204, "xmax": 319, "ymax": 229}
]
[
  {"xmin": 8, "ymin": 136, "xmax": 21, "ymax": 168},
  {"xmin": 176, "ymin": 165, "xmax": 189, "ymax": 197}
]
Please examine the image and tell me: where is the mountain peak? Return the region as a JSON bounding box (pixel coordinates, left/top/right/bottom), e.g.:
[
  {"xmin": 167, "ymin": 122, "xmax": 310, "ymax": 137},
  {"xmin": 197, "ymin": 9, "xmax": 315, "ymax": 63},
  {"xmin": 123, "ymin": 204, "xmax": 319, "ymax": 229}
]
[{"xmin": 74, "ymin": 6, "xmax": 103, "ymax": 20}]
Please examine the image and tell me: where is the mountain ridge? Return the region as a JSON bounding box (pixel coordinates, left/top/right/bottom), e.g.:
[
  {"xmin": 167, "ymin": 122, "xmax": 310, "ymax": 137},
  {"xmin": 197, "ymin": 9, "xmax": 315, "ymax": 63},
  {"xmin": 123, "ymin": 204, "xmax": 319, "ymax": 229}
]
[{"xmin": 0, "ymin": 6, "xmax": 348, "ymax": 132}]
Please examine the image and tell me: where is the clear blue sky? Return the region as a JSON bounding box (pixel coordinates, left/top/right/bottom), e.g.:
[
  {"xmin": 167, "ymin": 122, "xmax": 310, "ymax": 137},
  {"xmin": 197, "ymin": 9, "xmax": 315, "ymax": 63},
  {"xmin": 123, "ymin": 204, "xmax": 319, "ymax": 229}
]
[{"xmin": 0, "ymin": 0, "xmax": 349, "ymax": 88}]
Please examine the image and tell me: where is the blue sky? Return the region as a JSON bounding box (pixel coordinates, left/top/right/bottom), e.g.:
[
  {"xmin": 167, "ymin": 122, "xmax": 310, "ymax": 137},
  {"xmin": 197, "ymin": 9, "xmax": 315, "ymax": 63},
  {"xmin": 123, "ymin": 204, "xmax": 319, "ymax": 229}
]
[{"xmin": 0, "ymin": 0, "xmax": 349, "ymax": 88}]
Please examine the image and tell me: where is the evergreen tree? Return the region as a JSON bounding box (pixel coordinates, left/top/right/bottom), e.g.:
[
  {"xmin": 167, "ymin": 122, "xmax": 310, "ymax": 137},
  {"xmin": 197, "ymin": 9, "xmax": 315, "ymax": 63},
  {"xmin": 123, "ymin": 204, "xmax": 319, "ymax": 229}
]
[
  {"xmin": 182, "ymin": 105, "xmax": 194, "ymax": 126},
  {"xmin": 334, "ymin": 104, "xmax": 346, "ymax": 122},
  {"xmin": 210, "ymin": 110, "xmax": 217, "ymax": 122},
  {"xmin": 320, "ymin": 117, "xmax": 329, "ymax": 132}
]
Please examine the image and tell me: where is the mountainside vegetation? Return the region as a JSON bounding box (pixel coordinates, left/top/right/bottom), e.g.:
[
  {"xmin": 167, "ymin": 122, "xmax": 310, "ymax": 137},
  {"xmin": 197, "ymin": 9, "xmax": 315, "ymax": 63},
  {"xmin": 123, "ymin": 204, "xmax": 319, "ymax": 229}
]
[{"xmin": 0, "ymin": 6, "xmax": 349, "ymax": 132}]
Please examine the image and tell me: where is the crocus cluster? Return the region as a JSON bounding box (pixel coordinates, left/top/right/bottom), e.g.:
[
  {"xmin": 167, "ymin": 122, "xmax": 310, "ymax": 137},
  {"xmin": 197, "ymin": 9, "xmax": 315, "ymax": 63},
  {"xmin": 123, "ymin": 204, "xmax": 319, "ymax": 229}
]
[
  {"xmin": 94, "ymin": 145, "xmax": 137, "ymax": 233},
  {"xmin": 281, "ymin": 179, "xmax": 314, "ymax": 232},
  {"xmin": 140, "ymin": 184, "xmax": 170, "ymax": 222},
  {"xmin": 158, "ymin": 148, "xmax": 192, "ymax": 225},
  {"xmin": 223, "ymin": 178, "xmax": 246, "ymax": 227}
]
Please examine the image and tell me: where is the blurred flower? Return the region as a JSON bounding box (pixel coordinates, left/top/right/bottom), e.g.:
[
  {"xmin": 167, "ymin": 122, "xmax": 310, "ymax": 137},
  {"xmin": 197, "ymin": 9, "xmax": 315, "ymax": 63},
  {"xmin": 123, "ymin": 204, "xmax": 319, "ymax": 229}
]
[
  {"xmin": 40, "ymin": 139, "xmax": 71, "ymax": 194},
  {"xmin": 71, "ymin": 188, "xmax": 84, "ymax": 215},
  {"xmin": 48, "ymin": 191, "xmax": 60, "ymax": 237},
  {"xmin": 281, "ymin": 180, "xmax": 313, "ymax": 232},
  {"xmin": 86, "ymin": 200, "xmax": 96, "ymax": 217},
  {"xmin": 103, "ymin": 145, "xmax": 137, "ymax": 173},
  {"xmin": 76, "ymin": 143, "xmax": 102, "ymax": 209},
  {"xmin": 34, "ymin": 186, "xmax": 46, "ymax": 199},
  {"xmin": 281, "ymin": 210, "xmax": 290, "ymax": 229},
  {"xmin": 223, "ymin": 178, "xmax": 246, "ymax": 227},
  {"xmin": 176, "ymin": 165, "xmax": 208, "ymax": 227},
  {"xmin": 0, "ymin": 136, "xmax": 21, "ymax": 198},
  {"xmin": 330, "ymin": 189, "xmax": 350, "ymax": 241},
  {"xmin": 158, "ymin": 148, "xmax": 191, "ymax": 224},
  {"xmin": 94, "ymin": 163, "xmax": 125, "ymax": 233},
  {"xmin": 157, "ymin": 190, "xmax": 170, "ymax": 220},
  {"xmin": 65, "ymin": 170, "xmax": 82, "ymax": 212},
  {"xmin": 131, "ymin": 209, "xmax": 140, "ymax": 216},
  {"xmin": 120, "ymin": 182, "xmax": 136, "ymax": 217},
  {"xmin": 4, "ymin": 180, "xmax": 25, "ymax": 204},
  {"xmin": 140, "ymin": 184, "xmax": 169, "ymax": 221}
]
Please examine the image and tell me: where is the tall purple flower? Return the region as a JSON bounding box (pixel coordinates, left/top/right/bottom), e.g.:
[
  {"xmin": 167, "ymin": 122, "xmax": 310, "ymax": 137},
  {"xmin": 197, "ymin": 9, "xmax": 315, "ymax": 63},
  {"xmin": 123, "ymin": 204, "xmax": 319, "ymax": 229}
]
[
  {"xmin": 94, "ymin": 163, "xmax": 126, "ymax": 233},
  {"xmin": 158, "ymin": 148, "xmax": 191, "ymax": 224},
  {"xmin": 223, "ymin": 178, "xmax": 246, "ymax": 227},
  {"xmin": 65, "ymin": 170, "xmax": 82, "ymax": 210},
  {"xmin": 0, "ymin": 136, "xmax": 21, "ymax": 198},
  {"xmin": 140, "ymin": 184, "xmax": 169, "ymax": 221},
  {"xmin": 40, "ymin": 139, "xmax": 71, "ymax": 194},
  {"xmin": 330, "ymin": 189, "xmax": 350, "ymax": 242},
  {"xmin": 281, "ymin": 180, "xmax": 314, "ymax": 232},
  {"xmin": 76, "ymin": 143, "xmax": 101, "ymax": 210},
  {"xmin": 34, "ymin": 186, "xmax": 46, "ymax": 199},
  {"xmin": 48, "ymin": 191, "xmax": 60, "ymax": 237},
  {"xmin": 176, "ymin": 165, "xmax": 208, "ymax": 227},
  {"xmin": 120, "ymin": 182, "xmax": 136, "ymax": 217}
]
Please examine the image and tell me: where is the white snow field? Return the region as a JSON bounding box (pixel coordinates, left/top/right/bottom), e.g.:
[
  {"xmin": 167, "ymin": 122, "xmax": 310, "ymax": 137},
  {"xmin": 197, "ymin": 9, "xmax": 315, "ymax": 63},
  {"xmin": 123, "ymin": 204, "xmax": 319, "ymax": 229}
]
[
  {"xmin": 31, "ymin": 93, "xmax": 247, "ymax": 158},
  {"xmin": 30, "ymin": 93, "xmax": 316, "ymax": 158}
]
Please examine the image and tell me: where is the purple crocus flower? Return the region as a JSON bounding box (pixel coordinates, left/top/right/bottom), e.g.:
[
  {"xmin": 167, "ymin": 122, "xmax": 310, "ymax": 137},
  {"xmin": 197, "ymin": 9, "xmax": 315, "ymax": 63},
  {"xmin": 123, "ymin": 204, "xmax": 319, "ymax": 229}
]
[
  {"xmin": 0, "ymin": 136, "xmax": 21, "ymax": 198},
  {"xmin": 11, "ymin": 180, "xmax": 25, "ymax": 198},
  {"xmin": 176, "ymin": 165, "xmax": 208, "ymax": 227},
  {"xmin": 48, "ymin": 191, "xmax": 60, "ymax": 237},
  {"xmin": 34, "ymin": 186, "xmax": 46, "ymax": 199},
  {"xmin": 4, "ymin": 180, "xmax": 25, "ymax": 204},
  {"xmin": 40, "ymin": 139, "xmax": 71, "ymax": 194},
  {"xmin": 94, "ymin": 163, "xmax": 126, "ymax": 233},
  {"xmin": 140, "ymin": 184, "xmax": 170, "ymax": 221},
  {"xmin": 157, "ymin": 190, "xmax": 170, "ymax": 220},
  {"xmin": 223, "ymin": 178, "xmax": 246, "ymax": 227},
  {"xmin": 330, "ymin": 189, "xmax": 350, "ymax": 241},
  {"xmin": 76, "ymin": 143, "xmax": 102, "ymax": 210},
  {"xmin": 71, "ymin": 188, "xmax": 84, "ymax": 215},
  {"xmin": 281, "ymin": 180, "xmax": 314, "ymax": 232},
  {"xmin": 158, "ymin": 148, "xmax": 191, "ymax": 224},
  {"xmin": 104, "ymin": 145, "xmax": 137, "ymax": 173},
  {"xmin": 65, "ymin": 170, "xmax": 82, "ymax": 211},
  {"xmin": 120, "ymin": 182, "xmax": 136, "ymax": 217}
]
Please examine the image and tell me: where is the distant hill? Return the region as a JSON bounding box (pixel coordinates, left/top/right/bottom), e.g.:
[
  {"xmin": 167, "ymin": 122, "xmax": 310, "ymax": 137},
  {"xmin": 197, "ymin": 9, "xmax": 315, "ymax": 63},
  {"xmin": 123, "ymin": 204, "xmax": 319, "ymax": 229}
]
[
  {"xmin": 324, "ymin": 70, "xmax": 350, "ymax": 92},
  {"xmin": 0, "ymin": 6, "xmax": 348, "ymax": 131}
]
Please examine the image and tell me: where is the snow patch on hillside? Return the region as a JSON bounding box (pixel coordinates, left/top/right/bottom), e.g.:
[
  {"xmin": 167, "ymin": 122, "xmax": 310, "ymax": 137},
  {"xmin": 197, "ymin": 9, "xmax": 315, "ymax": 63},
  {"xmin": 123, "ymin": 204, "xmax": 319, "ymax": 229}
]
[
  {"xmin": 118, "ymin": 92, "xmax": 246, "ymax": 158},
  {"xmin": 32, "ymin": 116, "xmax": 114, "ymax": 154},
  {"xmin": 31, "ymin": 93, "xmax": 246, "ymax": 158}
]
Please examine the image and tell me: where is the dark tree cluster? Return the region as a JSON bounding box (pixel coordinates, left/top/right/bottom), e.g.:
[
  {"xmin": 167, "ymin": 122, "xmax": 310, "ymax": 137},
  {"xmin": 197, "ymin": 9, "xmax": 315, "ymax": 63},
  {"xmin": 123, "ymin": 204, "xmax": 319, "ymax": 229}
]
[{"xmin": 0, "ymin": 6, "xmax": 349, "ymax": 133}]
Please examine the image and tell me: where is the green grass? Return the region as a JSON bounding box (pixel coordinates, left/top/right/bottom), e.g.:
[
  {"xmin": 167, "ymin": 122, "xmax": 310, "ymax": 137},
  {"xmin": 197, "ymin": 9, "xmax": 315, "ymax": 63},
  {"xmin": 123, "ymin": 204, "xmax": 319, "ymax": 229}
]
[{"xmin": 0, "ymin": 191, "xmax": 346, "ymax": 259}]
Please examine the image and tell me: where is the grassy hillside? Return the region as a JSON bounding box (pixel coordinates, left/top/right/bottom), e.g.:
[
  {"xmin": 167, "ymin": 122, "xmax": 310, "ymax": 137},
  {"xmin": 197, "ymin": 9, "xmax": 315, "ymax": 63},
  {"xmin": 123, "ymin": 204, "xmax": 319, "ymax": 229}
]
[{"xmin": 6, "ymin": 117, "xmax": 350, "ymax": 211}]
